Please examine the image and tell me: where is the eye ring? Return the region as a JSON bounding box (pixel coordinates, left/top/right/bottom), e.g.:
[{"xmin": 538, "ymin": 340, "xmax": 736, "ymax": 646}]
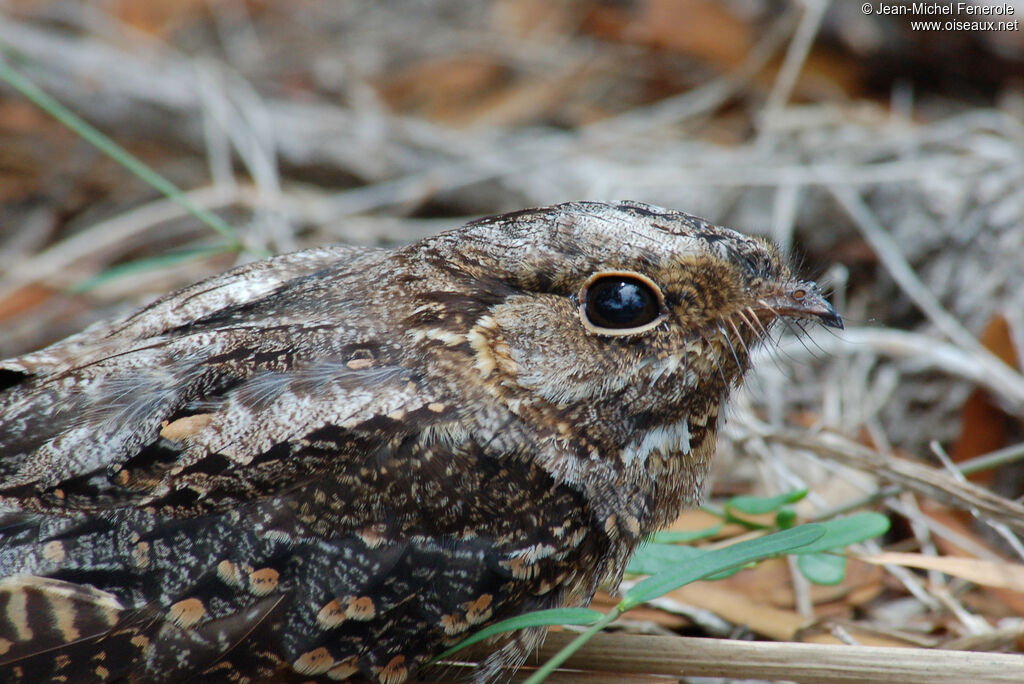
[{"xmin": 578, "ymin": 271, "xmax": 667, "ymax": 336}]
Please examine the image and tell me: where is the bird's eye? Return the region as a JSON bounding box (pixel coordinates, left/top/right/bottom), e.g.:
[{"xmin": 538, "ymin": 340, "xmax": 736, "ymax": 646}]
[{"xmin": 579, "ymin": 272, "xmax": 665, "ymax": 335}]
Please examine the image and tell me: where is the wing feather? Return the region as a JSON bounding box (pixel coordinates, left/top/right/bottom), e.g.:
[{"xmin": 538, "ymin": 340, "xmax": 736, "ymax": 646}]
[{"xmin": 0, "ymin": 244, "xmax": 456, "ymax": 514}]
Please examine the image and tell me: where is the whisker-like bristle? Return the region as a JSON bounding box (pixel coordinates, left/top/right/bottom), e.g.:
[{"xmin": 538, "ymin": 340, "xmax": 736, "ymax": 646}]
[
  {"xmin": 759, "ymin": 328, "xmax": 800, "ymax": 380},
  {"xmin": 717, "ymin": 323, "xmax": 744, "ymax": 372},
  {"xmin": 734, "ymin": 308, "xmax": 762, "ymax": 343},
  {"xmin": 744, "ymin": 306, "xmax": 771, "ymax": 339},
  {"xmin": 726, "ymin": 315, "xmax": 752, "ymax": 357},
  {"xmin": 787, "ymin": 320, "xmax": 827, "ymax": 362},
  {"xmin": 757, "ymin": 299, "xmax": 782, "ymax": 319},
  {"xmin": 768, "ymin": 324, "xmax": 807, "ymax": 368},
  {"xmin": 800, "ymin": 321, "xmax": 832, "ymax": 356}
]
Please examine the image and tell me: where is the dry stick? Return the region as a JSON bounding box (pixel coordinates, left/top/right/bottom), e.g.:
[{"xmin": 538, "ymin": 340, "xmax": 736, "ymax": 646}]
[
  {"xmin": 882, "ymin": 496, "xmax": 1005, "ymax": 562},
  {"xmin": 0, "ymin": 20, "xmax": 463, "ymax": 184},
  {"xmin": 856, "ymin": 551, "xmax": 1024, "ymax": 592},
  {"xmin": 584, "ymin": 8, "xmax": 799, "ymax": 138},
  {"xmin": 830, "ymin": 186, "xmax": 1024, "ymax": 415},
  {"xmin": 759, "ymin": 0, "xmax": 830, "ymax": 124},
  {"xmin": 770, "ymin": 182, "xmax": 802, "ymax": 256},
  {"xmin": 933, "ymin": 441, "xmax": 1024, "ymax": 561},
  {"xmin": 830, "ymin": 187, "xmax": 977, "ymax": 350},
  {"xmin": 450, "ymin": 632, "xmax": 1024, "ymax": 683},
  {"xmin": 0, "ymin": 185, "xmax": 243, "ymax": 297},
  {"xmin": 0, "ymin": 18, "xmax": 533, "ymax": 223},
  {"xmin": 0, "ymin": 13, "xmax": 804, "ymax": 224},
  {"xmin": 761, "ymin": 428, "xmax": 1024, "ymax": 535},
  {"xmin": 768, "ymin": 327, "xmax": 1024, "ymax": 415},
  {"xmin": 959, "ymin": 440, "xmax": 1024, "ymax": 477}
]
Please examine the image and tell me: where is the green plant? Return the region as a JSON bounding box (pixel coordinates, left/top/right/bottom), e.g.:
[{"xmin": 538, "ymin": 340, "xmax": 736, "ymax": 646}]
[
  {"xmin": 438, "ymin": 494, "xmax": 890, "ymax": 683},
  {"xmin": 0, "ymin": 54, "xmax": 248, "ymax": 288}
]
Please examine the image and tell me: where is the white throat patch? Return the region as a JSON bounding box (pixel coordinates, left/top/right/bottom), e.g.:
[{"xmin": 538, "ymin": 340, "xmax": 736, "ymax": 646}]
[{"xmin": 620, "ymin": 418, "xmax": 691, "ymax": 467}]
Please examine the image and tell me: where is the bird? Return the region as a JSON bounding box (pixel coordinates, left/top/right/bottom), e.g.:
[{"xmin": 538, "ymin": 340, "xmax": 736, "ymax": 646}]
[{"xmin": 0, "ymin": 200, "xmax": 841, "ymax": 683}]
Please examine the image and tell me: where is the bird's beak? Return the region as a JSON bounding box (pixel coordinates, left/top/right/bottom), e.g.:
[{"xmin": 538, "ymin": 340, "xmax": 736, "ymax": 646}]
[{"xmin": 762, "ymin": 280, "xmax": 843, "ymax": 329}]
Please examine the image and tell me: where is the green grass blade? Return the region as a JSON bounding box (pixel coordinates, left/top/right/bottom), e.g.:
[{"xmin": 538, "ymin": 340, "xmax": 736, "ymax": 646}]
[
  {"xmin": 522, "ymin": 610, "xmax": 620, "ymax": 684},
  {"xmin": 0, "ymin": 54, "xmax": 242, "ymax": 249},
  {"xmin": 433, "ymin": 607, "xmax": 603, "ymax": 662},
  {"xmin": 67, "ymin": 245, "xmax": 237, "ymax": 293},
  {"xmin": 622, "ymin": 524, "xmax": 825, "ymax": 609}
]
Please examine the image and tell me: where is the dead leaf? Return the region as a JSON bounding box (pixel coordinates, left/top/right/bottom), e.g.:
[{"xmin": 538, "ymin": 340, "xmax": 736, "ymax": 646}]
[
  {"xmin": 950, "ymin": 313, "xmax": 1021, "ymax": 485},
  {"xmin": 855, "ymin": 551, "xmax": 1024, "ymax": 592}
]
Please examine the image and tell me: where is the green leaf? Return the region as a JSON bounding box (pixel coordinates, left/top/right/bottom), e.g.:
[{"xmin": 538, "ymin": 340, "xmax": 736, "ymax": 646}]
[
  {"xmin": 621, "ymin": 524, "xmax": 825, "ymax": 609},
  {"xmin": 649, "ymin": 523, "xmax": 723, "ymax": 544},
  {"xmin": 726, "ymin": 489, "xmax": 808, "ymax": 515},
  {"xmin": 524, "ymin": 524, "xmax": 829, "ymax": 683},
  {"xmin": 626, "ymin": 543, "xmax": 744, "ymax": 580},
  {"xmin": 798, "ymin": 552, "xmax": 848, "ymax": 585},
  {"xmin": 775, "ymin": 508, "xmax": 798, "ymax": 529},
  {"xmin": 626, "ymin": 542, "xmax": 704, "ymax": 575},
  {"xmin": 522, "ymin": 610, "xmax": 620, "ymax": 684},
  {"xmin": 433, "ymin": 607, "xmax": 603, "ymax": 661},
  {"xmin": 794, "ymin": 512, "xmax": 890, "ymax": 554}
]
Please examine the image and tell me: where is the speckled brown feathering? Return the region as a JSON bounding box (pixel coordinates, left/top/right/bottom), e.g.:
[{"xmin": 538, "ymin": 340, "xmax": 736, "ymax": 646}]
[{"xmin": 0, "ymin": 201, "xmax": 841, "ymax": 683}]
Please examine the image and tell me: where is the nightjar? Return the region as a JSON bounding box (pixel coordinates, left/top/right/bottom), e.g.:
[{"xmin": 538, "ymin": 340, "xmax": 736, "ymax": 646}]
[{"xmin": 0, "ymin": 201, "xmax": 841, "ymax": 683}]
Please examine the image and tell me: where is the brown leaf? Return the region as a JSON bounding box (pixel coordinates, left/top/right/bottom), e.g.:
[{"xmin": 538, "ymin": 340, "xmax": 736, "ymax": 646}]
[
  {"xmin": 950, "ymin": 314, "xmax": 1021, "ymax": 484},
  {"xmin": 855, "ymin": 551, "xmax": 1024, "ymax": 591}
]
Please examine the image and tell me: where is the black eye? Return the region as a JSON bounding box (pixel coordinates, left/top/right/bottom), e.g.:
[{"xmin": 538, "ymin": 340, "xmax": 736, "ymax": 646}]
[{"xmin": 581, "ymin": 274, "xmax": 663, "ymax": 333}]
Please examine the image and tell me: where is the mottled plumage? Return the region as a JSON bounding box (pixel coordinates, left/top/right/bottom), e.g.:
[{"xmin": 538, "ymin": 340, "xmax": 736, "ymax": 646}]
[{"xmin": 0, "ymin": 201, "xmax": 840, "ymax": 682}]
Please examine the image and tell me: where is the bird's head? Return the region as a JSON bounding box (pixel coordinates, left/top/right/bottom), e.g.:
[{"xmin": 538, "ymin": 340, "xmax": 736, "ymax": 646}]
[
  {"xmin": 430, "ymin": 200, "xmax": 840, "ymax": 408},
  {"xmin": 414, "ymin": 200, "xmax": 841, "ymax": 535}
]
